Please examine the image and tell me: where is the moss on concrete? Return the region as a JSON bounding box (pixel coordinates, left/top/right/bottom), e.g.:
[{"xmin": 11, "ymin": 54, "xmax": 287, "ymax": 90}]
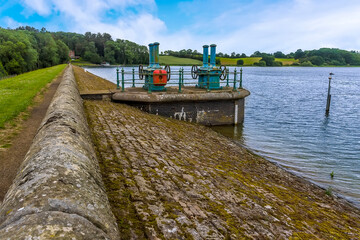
[
  {"xmin": 82, "ymin": 100, "xmax": 360, "ymax": 239},
  {"xmin": 76, "ymin": 69, "xmax": 360, "ymax": 239}
]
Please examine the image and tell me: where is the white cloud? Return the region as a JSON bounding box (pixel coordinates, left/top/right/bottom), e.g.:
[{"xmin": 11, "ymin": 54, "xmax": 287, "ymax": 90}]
[
  {"xmin": 177, "ymin": 0, "xmax": 360, "ymax": 54},
  {"xmin": 13, "ymin": 0, "xmax": 360, "ymax": 54},
  {"xmin": 1, "ymin": 17, "xmax": 22, "ymax": 28},
  {"xmin": 22, "ymin": 0, "xmax": 52, "ymax": 16}
]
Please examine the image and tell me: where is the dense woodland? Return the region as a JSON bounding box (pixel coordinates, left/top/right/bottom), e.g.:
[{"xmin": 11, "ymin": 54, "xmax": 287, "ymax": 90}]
[
  {"xmin": 1, "ymin": 26, "xmax": 360, "ymax": 77},
  {"xmin": 0, "ymin": 27, "xmax": 148, "ymax": 76}
]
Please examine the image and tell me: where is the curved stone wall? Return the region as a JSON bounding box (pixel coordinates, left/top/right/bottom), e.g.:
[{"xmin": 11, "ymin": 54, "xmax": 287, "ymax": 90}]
[{"xmin": 0, "ymin": 65, "xmax": 119, "ymax": 239}]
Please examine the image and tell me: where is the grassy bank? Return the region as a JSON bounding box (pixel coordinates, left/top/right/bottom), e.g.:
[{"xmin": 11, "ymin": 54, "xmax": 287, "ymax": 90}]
[{"xmin": 0, "ymin": 64, "xmax": 66, "ymax": 128}]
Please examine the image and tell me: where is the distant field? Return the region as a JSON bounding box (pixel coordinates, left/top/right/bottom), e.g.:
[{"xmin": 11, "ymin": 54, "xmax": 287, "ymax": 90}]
[
  {"xmin": 219, "ymin": 57, "xmax": 298, "ymax": 66},
  {"xmin": 159, "ymin": 56, "xmax": 202, "ymax": 65},
  {"xmin": 219, "ymin": 57, "xmax": 261, "ymax": 66},
  {"xmin": 276, "ymin": 58, "xmax": 299, "ymax": 65},
  {"xmin": 158, "ymin": 55, "xmax": 298, "ymax": 66},
  {"xmin": 0, "ymin": 64, "xmax": 66, "ymax": 128}
]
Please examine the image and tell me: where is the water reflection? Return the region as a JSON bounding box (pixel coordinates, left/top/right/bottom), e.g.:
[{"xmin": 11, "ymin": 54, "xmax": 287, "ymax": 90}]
[{"xmin": 211, "ymin": 124, "xmax": 244, "ymax": 144}]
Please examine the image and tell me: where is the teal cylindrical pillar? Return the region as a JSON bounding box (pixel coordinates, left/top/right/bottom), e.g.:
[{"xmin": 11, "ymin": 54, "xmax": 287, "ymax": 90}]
[
  {"xmin": 148, "ymin": 43, "xmax": 154, "ymax": 67},
  {"xmin": 153, "ymin": 42, "xmax": 160, "ymax": 68},
  {"xmin": 148, "ymin": 76, "xmax": 152, "ymax": 94},
  {"xmin": 202, "ymin": 45, "xmax": 209, "ymax": 68},
  {"xmin": 210, "ymin": 44, "xmax": 216, "ymax": 67},
  {"xmin": 116, "ymin": 67, "xmax": 119, "ymax": 89}
]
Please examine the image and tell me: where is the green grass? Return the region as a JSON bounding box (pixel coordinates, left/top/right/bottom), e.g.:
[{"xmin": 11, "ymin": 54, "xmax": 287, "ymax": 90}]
[
  {"xmin": 219, "ymin": 57, "xmax": 298, "ymax": 66},
  {"xmin": 219, "ymin": 57, "xmax": 261, "ymax": 66},
  {"xmin": 70, "ymin": 59, "xmax": 98, "ymax": 67},
  {"xmin": 276, "ymin": 58, "xmax": 298, "ymax": 66},
  {"xmin": 159, "ymin": 56, "xmax": 202, "ymax": 65},
  {"xmin": 0, "ymin": 64, "xmax": 66, "ymax": 128}
]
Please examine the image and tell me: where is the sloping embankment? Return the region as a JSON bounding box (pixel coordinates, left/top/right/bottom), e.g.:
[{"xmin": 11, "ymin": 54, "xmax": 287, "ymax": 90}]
[
  {"xmin": 76, "ymin": 68, "xmax": 360, "ymax": 239},
  {"xmin": 0, "ymin": 65, "xmax": 119, "ymax": 239}
]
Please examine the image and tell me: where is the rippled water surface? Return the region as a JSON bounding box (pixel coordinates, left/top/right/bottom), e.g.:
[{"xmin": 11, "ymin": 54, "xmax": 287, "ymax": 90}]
[
  {"xmin": 213, "ymin": 67, "xmax": 360, "ymax": 206},
  {"xmin": 85, "ymin": 66, "xmax": 360, "ymax": 206}
]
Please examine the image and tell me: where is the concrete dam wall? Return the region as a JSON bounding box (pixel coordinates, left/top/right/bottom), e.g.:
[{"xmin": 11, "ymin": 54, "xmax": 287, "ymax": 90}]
[{"xmin": 0, "ymin": 65, "xmax": 119, "ymax": 239}]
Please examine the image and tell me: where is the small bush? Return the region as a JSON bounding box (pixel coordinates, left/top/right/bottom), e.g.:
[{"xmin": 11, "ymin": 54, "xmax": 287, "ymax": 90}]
[
  {"xmin": 273, "ymin": 61, "xmax": 283, "ymax": 66},
  {"xmin": 237, "ymin": 59, "xmax": 244, "ymax": 66},
  {"xmin": 300, "ymin": 61, "xmax": 313, "ymax": 67},
  {"xmin": 254, "ymin": 60, "xmax": 266, "ymax": 66}
]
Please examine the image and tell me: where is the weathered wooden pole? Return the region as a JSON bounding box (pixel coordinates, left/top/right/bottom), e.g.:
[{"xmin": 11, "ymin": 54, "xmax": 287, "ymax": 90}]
[{"xmin": 325, "ymin": 73, "xmax": 334, "ymax": 116}]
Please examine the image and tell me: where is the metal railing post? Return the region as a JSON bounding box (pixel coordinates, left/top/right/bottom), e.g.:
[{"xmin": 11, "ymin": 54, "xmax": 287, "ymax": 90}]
[
  {"xmin": 239, "ymin": 68, "xmax": 243, "ymax": 89},
  {"xmin": 181, "ymin": 68, "xmax": 184, "ymax": 86},
  {"xmin": 116, "ymin": 67, "xmax": 120, "ymax": 89},
  {"xmin": 233, "ymin": 68, "xmax": 237, "ymax": 91},
  {"xmin": 178, "ymin": 70, "xmax": 182, "ymax": 93},
  {"xmin": 226, "ymin": 68, "xmax": 229, "ymax": 87},
  {"xmin": 132, "ymin": 68, "xmax": 135, "ymax": 87},
  {"xmin": 121, "ymin": 68, "xmax": 125, "ymax": 92}
]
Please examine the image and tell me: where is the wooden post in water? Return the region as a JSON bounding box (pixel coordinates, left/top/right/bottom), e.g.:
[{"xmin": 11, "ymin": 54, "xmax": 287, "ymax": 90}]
[{"xmin": 325, "ymin": 73, "xmax": 334, "ymax": 116}]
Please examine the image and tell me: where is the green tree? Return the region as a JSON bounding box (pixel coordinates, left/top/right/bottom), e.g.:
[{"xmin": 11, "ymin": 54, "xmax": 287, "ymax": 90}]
[
  {"xmin": 309, "ymin": 56, "xmax": 324, "ymax": 66},
  {"xmin": 294, "ymin": 49, "xmax": 305, "ymax": 59},
  {"xmin": 274, "ymin": 51, "xmax": 286, "ymax": 58},
  {"xmin": 0, "ymin": 62, "xmax": 7, "ymax": 77},
  {"xmin": 56, "ymin": 40, "xmax": 70, "ymax": 63},
  {"xmin": 83, "ymin": 41, "xmax": 102, "ymax": 64},
  {"xmin": 261, "ymin": 55, "xmax": 275, "ymax": 66},
  {"xmin": 254, "ymin": 60, "xmax": 266, "ymax": 66}
]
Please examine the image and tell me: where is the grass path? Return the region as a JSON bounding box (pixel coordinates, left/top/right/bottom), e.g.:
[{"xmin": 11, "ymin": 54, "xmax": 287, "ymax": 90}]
[{"xmin": 0, "ymin": 64, "xmax": 66, "ymax": 129}]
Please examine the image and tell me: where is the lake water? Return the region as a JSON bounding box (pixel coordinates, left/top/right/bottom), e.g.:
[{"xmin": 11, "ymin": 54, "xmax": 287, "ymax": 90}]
[{"xmin": 84, "ymin": 66, "xmax": 360, "ymax": 206}]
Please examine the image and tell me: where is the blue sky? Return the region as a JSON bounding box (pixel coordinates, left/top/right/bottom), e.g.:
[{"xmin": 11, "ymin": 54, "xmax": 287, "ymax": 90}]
[{"xmin": 1, "ymin": 0, "xmax": 360, "ymax": 54}]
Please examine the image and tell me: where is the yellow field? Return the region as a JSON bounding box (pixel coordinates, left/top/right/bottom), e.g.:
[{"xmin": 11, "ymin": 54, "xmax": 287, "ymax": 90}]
[
  {"xmin": 219, "ymin": 57, "xmax": 298, "ymax": 66},
  {"xmin": 159, "ymin": 56, "xmax": 202, "ymax": 65}
]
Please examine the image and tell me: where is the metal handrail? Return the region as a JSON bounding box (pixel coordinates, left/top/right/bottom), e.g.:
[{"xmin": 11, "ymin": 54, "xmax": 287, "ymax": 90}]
[{"xmin": 115, "ymin": 67, "xmax": 244, "ymax": 93}]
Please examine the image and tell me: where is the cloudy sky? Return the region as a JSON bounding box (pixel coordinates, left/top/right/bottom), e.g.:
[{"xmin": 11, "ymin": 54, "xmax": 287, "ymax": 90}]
[{"xmin": 1, "ymin": 0, "xmax": 359, "ymax": 54}]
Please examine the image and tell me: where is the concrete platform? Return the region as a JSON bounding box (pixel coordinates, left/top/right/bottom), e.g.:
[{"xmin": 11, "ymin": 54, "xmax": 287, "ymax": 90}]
[{"xmin": 81, "ymin": 87, "xmax": 250, "ymax": 125}]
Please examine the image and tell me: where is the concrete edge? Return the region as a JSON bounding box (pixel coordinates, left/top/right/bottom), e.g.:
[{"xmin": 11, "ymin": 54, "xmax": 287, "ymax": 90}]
[
  {"xmin": 112, "ymin": 89, "xmax": 250, "ymax": 103},
  {"xmin": 0, "ymin": 65, "xmax": 119, "ymax": 239}
]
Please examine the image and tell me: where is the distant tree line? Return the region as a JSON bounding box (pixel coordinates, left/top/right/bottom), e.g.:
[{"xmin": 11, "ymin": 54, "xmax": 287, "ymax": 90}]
[
  {"xmin": 251, "ymin": 48, "xmax": 360, "ymax": 66},
  {"xmin": 53, "ymin": 31, "xmax": 148, "ymax": 65},
  {"xmin": 0, "ymin": 27, "xmax": 69, "ymax": 77},
  {"xmin": 164, "ymin": 48, "xmax": 360, "ymax": 67},
  {"xmin": 292, "ymin": 48, "xmax": 360, "ymax": 66},
  {"xmin": 0, "ymin": 26, "xmax": 149, "ymax": 76}
]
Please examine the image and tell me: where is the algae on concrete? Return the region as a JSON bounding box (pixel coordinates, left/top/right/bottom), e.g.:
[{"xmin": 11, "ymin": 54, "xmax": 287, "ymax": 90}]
[
  {"xmin": 75, "ymin": 66, "xmax": 360, "ymax": 239},
  {"xmin": 83, "ymin": 100, "xmax": 360, "ymax": 239}
]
